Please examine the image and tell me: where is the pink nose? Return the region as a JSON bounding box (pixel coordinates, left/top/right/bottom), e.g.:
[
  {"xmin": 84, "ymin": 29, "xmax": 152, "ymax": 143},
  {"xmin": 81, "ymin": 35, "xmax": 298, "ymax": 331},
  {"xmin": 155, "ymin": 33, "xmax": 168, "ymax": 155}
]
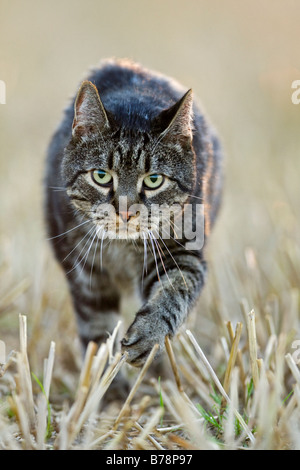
[{"xmin": 118, "ymin": 210, "xmax": 134, "ymax": 222}]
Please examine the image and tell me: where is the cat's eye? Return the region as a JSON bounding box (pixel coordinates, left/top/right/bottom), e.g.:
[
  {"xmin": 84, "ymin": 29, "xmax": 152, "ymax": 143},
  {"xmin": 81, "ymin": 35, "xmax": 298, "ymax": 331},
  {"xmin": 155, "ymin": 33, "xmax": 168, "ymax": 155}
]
[
  {"xmin": 143, "ymin": 174, "xmax": 164, "ymax": 190},
  {"xmin": 91, "ymin": 169, "xmax": 113, "ymax": 186}
]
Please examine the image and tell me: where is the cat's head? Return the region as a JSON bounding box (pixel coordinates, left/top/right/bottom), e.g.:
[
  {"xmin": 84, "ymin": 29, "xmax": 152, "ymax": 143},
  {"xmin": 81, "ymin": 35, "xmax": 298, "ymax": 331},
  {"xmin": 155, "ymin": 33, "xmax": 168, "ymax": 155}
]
[{"xmin": 62, "ymin": 81, "xmax": 196, "ymax": 241}]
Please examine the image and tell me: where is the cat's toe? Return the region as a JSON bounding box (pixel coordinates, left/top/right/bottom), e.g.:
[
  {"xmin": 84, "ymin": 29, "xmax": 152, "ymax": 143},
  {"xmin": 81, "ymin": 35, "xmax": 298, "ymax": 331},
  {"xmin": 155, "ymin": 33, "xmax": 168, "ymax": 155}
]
[
  {"xmin": 121, "ymin": 333, "xmax": 141, "ymax": 347},
  {"xmin": 121, "ymin": 334, "xmax": 162, "ymax": 367},
  {"xmin": 122, "ymin": 343, "xmax": 153, "ymax": 367},
  {"xmin": 121, "ymin": 335, "xmax": 146, "ymax": 366},
  {"xmin": 121, "ymin": 310, "xmax": 167, "ymax": 367}
]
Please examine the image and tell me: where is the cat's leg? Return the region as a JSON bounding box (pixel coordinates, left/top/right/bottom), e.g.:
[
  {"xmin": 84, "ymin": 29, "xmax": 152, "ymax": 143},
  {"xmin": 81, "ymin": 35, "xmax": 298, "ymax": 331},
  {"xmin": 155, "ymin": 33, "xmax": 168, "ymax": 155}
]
[
  {"xmin": 68, "ymin": 269, "xmax": 121, "ymax": 351},
  {"xmin": 121, "ymin": 250, "xmax": 206, "ymax": 367},
  {"xmin": 68, "ymin": 269, "xmax": 130, "ymax": 401}
]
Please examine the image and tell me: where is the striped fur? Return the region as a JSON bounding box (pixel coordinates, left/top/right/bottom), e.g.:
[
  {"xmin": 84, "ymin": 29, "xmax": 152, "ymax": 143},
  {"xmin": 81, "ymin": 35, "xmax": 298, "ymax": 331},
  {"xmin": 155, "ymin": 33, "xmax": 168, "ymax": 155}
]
[{"xmin": 45, "ymin": 59, "xmax": 223, "ymax": 367}]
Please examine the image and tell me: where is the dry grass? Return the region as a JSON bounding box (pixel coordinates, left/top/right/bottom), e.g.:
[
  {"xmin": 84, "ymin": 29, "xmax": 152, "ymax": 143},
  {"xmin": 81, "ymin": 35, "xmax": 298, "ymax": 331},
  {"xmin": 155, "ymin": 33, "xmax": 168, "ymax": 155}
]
[
  {"xmin": 1, "ymin": 0, "xmax": 300, "ymax": 452},
  {"xmin": 1, "ymin": 237, "xmax": 300, "ymax": 450}
]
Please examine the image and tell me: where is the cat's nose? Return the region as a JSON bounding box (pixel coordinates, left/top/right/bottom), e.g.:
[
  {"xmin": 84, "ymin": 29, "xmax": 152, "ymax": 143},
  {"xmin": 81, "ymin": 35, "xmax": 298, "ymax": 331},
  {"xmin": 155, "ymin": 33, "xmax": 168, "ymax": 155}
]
[{"xmin": 118, "ymin": 210, "xmax": 135, "ymax": 223}]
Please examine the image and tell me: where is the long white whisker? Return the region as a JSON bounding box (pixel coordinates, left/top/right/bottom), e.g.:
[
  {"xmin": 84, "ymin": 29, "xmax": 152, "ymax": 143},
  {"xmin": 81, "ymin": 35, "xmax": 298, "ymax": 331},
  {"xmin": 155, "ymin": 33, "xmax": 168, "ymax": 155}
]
[
  {"xmin": 160, "ymin": 220, "xmax": 189, "ymax": 252},
  {"xmin": 150, "ymin": 231, "xmax": 174, "ymax": 290},
  {"xmin": 89, "ymin": 228, "xmax": 101, "ymax": 288},
  {"xmin": 130, "ymin": 236, "xmax": 140, "ymax": 252},
  {"xmin": 168, "ymin": 217, "xmax": 181, "ymax": 239},
  {"xmin": 186, "ymin": 194, "xmax": 204, "ymax": 201},
  {"xmin": 141, "ymin": 231, "xmax": 148, "ymax": 288},
  {"xmin": 148, "ymin": 231, "xmax": 162, "ymax": 286},
  {"xmin": 79, "ymin": 227, "xmax": 98, "ymax": 277},
  {"xmin": 48, "ymin": 186, "xmax": 66, "ymax": 192},
  {"xmin": 153, "ymin": 229, "xmax": 188, "ymax": 289},
  {"xmin": 100, "ymin": 229, "xmax": 106, "ymax": 271},
  {"xmin": 66, "ymin": 226, "xmax": 96, "ymax": 275},
  {"xmin": 62, "ymin": 225, "xmax": 95, "ymax": 263},
  {"xmin": 143, "ymin": 232, "xmax": 148, "ymax": 273},
  {"xmin": 47, "ymin": 219, "xmax": 91, "ymax": 240}
]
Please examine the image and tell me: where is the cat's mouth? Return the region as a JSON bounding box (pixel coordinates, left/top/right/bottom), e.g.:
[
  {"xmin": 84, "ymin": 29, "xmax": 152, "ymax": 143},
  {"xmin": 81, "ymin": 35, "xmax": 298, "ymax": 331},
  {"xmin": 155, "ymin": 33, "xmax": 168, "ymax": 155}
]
[
  {"xmin": 95, "ymin": 221, "xmax": 147, "ymax": 240},
  {"xmin": 115, "ymin": 223, "xmax": 141, "ymax": 240}
]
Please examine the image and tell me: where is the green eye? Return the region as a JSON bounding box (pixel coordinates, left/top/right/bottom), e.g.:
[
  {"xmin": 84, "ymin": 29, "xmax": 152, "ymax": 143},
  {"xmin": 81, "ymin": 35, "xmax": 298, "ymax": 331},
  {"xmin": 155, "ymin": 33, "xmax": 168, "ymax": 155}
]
[
  {"xmin": 143, "ymin": 174, "xmax": 164, "ymax": 190},
  {"xmin": 91, "ymin": 169, "xmax": 113, "ymax": 186}
]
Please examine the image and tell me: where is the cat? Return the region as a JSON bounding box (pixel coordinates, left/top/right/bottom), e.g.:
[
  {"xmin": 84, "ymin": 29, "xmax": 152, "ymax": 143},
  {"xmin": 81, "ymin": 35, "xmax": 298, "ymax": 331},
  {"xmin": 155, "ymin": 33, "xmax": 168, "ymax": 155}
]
[{"xmin": 45, "ymin": 58, "xmax": 223, "ymax": 368}]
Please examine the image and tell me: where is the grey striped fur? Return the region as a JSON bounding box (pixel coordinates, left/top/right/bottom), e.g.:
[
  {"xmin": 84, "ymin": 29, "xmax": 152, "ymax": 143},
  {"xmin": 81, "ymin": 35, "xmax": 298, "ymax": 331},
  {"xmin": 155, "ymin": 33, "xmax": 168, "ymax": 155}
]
[{"xmin": 45, "ymin": 59, "xmax": 223, "ymax": 367}]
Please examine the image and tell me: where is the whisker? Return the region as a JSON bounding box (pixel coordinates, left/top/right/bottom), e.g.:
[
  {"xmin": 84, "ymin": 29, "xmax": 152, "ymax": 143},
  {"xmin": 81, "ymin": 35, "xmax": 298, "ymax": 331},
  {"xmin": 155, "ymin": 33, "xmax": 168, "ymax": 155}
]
[
  {"xmin": 167, "ymin": 217, "xmax": 180, "ymax": 239},
  {"xmin": 153, "ymin": 229, "xmax": 188, "ymax": 289},
  {"xmin": 141, "ymin": 232, "xmax": 148, "ymax": 288},
  {"xmin": 130, "ymin": 236, "xmax": 140, "ymax": 252},
  {"xmin": 89, "ymin": 228, "xmax": 101, "ymax": 287},
  {"xmin": 150, "ymin": 231, "xmax": 174, "ymax": 290},
  {"xmin": 66, "ymin": 226, "xmax": 97, "ymax": 275},
  {"xmin": 148, "ymin": 231, "xmax": 162, "ymax": 285},
  {"xmin": 160, "ymin": 219, "xmax": 189, "ymax": 252},
  {"xmin": 143, "ymin": 232, "xmax": 148, "ymax": 271},
  {"xmin": 62, "ymin": 225, "xmax": 95, "ymax": 263},
  {"xmin": 79, "ymin": 227, "xmax": 98, "ymax": 277},
  {"xmin": 48, "ymin": 186, "xmax": 66, "ymax": 192},
  {"xmin": 47, "ymin": 219, "xmax": 91, "ymax": 240},
  {"xmin": 100, "ymin": 229, "xmax": 106, "ymax": 271},
  {"xmin": 185, "ymin": 194, "xmax": 204, "ymax": 201}
]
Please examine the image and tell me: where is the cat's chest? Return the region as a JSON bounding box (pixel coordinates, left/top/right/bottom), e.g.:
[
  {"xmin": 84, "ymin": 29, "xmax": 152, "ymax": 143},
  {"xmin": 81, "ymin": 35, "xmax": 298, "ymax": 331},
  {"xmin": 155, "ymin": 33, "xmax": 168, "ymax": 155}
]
[{"xmin": 101, "ymin": 240, "xmax": 143, "ymax": 290}]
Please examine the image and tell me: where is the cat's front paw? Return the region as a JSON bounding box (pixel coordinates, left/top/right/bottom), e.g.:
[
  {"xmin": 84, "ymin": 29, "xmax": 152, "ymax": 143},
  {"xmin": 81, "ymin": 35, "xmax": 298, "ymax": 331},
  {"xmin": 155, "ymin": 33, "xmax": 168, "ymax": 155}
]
[{"xmin": 121, "ymin": 307, "xmax": 168, "ymax": 367}]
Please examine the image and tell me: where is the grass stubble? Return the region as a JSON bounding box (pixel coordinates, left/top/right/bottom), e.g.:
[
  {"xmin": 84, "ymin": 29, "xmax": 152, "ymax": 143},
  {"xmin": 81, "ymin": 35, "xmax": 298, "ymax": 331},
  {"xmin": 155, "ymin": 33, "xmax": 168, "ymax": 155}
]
[
  {"xmin": 1, "ymin": 240, "xmax": 300, "ymax": 452},
  {"xmin": 1, "ymin": 0, "xmax": 300, "ymax": 451}
]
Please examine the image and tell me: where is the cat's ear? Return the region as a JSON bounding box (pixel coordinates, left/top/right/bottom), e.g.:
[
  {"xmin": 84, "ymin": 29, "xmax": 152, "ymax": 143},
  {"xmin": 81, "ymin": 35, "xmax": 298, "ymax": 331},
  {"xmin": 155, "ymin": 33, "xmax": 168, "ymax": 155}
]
[
  {"xmin": 72, "ymin": 81, "xmax": 111, "ymax": 139},
  {"xmin": 152, "ymin": 89, "xmax": 193, "ymax": 141}
]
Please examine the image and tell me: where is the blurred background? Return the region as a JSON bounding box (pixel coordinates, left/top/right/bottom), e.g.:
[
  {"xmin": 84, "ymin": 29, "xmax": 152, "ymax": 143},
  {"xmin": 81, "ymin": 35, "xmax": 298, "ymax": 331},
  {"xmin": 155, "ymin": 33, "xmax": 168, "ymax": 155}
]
[{"xmin": 0, "ymin": 0, "xmax": 299, "ymax": 360}]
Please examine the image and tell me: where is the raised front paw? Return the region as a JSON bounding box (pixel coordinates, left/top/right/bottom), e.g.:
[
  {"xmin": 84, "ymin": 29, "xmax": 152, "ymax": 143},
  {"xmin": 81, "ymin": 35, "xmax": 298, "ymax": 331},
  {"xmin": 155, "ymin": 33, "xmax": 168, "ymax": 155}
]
[{"xmin": 121, "ymin": 307, "xmax": 169, "ymax": 367}]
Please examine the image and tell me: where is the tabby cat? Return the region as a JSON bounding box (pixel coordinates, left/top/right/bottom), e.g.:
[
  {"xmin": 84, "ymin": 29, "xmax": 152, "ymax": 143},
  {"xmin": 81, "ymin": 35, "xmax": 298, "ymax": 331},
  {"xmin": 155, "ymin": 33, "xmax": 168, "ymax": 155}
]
[{"xmin": 45, "ymin": 59, "xmax": 222, "ymax": 367}]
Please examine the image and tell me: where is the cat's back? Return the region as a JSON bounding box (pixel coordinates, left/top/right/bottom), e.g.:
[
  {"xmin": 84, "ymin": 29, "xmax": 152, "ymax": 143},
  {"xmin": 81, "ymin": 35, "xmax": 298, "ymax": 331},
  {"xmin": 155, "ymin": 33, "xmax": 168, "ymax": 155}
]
[
  {"xmin": 49, "ymin": 58, "xmax": 205, "ymax": 155},
  {"xmin": 46, "ymin": 58, "xmax": 196, "ymax": 184},
  {"xmin": 88, "ymin": 58, "xmax": 185, "ymax": 102},
  {"xmin": 84, "ymin": 58, "xmax": 190, "ymax": 132}
]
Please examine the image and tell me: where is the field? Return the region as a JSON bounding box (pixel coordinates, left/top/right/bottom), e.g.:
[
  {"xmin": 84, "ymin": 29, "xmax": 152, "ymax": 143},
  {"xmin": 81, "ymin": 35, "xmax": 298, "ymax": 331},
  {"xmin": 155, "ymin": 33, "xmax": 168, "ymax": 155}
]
[{"xmin": 0, "ymin": 0, "xmax": 300, "ymax": 450}]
